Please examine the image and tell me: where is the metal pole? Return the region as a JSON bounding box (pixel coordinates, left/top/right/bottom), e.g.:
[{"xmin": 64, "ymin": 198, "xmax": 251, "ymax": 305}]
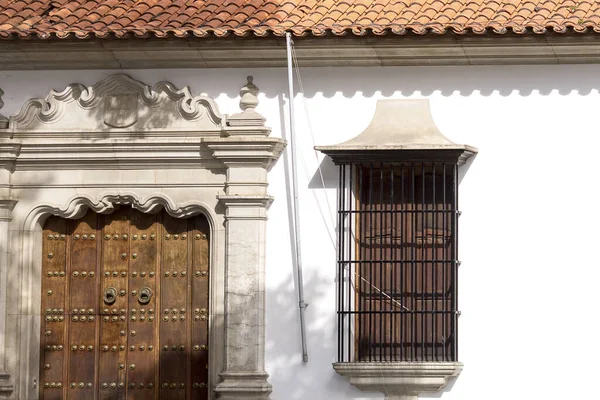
[{"xmin": 286, "ymin": 31, "xmax": 309, "ymax": 363}]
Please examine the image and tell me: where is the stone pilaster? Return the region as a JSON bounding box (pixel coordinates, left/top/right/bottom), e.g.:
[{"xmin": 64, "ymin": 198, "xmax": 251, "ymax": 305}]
[
  {"xmin": 205, "ymin": 77, "xmax": 285, "ymax": 399},
  {"xmin": 0, "ymin": 199, "xmax": 16, "ymax": 396},
  {"xmin": 213, "ymin": 195, "xmax": 273, "ymax": 399}
]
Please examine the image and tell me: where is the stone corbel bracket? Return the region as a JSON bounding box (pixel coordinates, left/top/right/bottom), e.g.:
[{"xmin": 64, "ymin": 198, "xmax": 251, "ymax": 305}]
[
  {"xmin": 333, "ymin": 362, "xmax": 463, "ymax": 400},
  {"xmin": 0, "ymin": 144, "xmax": 21, "ymax": 173},
  {"xmin": 202, "ymin": 137, "xmax": 286, "ymax": 171}
]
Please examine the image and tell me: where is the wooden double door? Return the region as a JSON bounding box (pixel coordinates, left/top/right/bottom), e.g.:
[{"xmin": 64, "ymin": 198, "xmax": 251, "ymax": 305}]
[{"xmin": 40, "ymin": 207, "xmax": 210, "ymax": 399}]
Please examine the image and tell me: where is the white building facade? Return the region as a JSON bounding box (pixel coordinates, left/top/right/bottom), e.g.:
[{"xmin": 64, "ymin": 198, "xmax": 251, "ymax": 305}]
[{"xmin": 1, "ymin": 49, "xmax": 600, "ymax": 399}]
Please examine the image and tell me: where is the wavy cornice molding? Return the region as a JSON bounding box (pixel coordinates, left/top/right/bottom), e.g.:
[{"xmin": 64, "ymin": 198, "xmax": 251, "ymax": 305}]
[
  {"xmin": 23, "ymin": 193, "xmax": 214, "ymax": 232},
  {"xmin": 9, "ymin": 74, "xmax": 225, "ymax": 132},
  {"xmin": 0, "ymin": 88, "xmax": 7, "ymax": 130}
]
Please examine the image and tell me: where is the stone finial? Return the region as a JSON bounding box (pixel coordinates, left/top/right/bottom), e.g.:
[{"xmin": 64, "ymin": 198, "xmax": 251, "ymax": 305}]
[
  {"xmin": 239, "ymin": 76, "xmax": 259, "ymax": 112},
  {"xmin": 225, "ymin": 76, "xmax": 266, "ymax": 130},
  {"xmin": 0, "ymin": 88, "xmax": 7, "ymax": 130}
]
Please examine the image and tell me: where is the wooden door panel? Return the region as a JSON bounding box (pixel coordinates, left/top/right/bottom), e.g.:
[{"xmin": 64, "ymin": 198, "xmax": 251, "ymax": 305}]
[
  {"xmin": 99, "ymin": 209, "xmax": 130, "ymax": 400},
  {"xmin": 127, "ymin": 211, "xmax": 159, "ymax": 399},
  {"xmin": 41, "ymin": 209, "xmax": 210, "ymax": 400},
  {"xmin": 159, "ymin": 215, "xmax": 189, "ymax": 399},
  {"xmin": 41, "ymin": 217, "xmax": 68, "ymax": 400},
  {"xmin": 191, "ymin": 218, "xmax": 210, "ymax": 394},
  {"xmin": 67, "ymin": 212, "xmax": 99, "ymax": 399}
]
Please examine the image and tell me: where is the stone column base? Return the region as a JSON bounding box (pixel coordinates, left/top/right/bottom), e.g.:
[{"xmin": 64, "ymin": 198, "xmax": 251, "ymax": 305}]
[
  {"xmin": 214, "ymin": 372, "xmax": 272, "ymax": 399},
  {"xmin": 333, "ymin": 362, "xmax": 462, "ymax": 399},
  {"xmin": 0, "ymin": 372, "xmax": 14, "ymax": 397}
]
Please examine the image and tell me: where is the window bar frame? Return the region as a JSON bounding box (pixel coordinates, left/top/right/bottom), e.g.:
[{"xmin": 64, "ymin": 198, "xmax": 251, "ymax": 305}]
[
  {"xmin": 419, "ymin": 162, "xmax": 427, "ymax": 361},
  {"xmin": 347, "ymin": 164, "xmax": 353, "ymax": 363},
  {"xmin": 336, "ymin": 159, "xmax": 460, "ymax": 363},
  {"xmin": 357, "ymin": 164, "xmax": 363, "ymax": 362},
  {"xmin": 430, "ymin": 162, "xmax": 444, "ymax": 361},
  {"xmin": 337, "ymin": 164, "xmax": 342, "ymax": 362},
  {"xmin": 452, "ymin": 163, "xmax": 459, "ymax": 361},
  {"xmin": 400, "ymin": 165, "xmax": 405, "ymax": 362},
  {"xmin": 378, "ymin": 164, "xmax": 384, "ymax": 361},
  {"xmin": 442, "ymin": 163, "xmax": 449, "ymax": 361},
  {"xmin": 389, "ymin": 165, "xmax": 396, "ymax": 362},
  {"xmin": 367, "ymin": 163, "xmax": 374, "ymax": 362},
  {"xmin": 410, "ymin": 164, "xmax": 416, "ymax": 362}
]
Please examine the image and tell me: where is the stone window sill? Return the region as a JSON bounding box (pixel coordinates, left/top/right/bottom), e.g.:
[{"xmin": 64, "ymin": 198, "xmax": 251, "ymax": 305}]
[{"xmin": 333, "ymin": 362, "xmax": 463, "ymax": 400}]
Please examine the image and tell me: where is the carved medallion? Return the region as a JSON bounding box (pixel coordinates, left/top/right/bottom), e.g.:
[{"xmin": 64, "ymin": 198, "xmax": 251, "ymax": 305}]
[{"xmin": 103, "ymin": 94, "xmax": 138, "ymax": 128}]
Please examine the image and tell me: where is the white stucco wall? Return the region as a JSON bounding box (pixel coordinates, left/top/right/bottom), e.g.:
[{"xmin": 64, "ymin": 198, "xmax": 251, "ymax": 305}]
[{"xmin": 2, "ymin": 65, "xmax": 600, "ymax": 399}]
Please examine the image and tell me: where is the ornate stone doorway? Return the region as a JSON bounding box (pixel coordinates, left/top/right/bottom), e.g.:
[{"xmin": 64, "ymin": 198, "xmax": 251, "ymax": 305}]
[
  {"xmin": 40, "ymin": 207, "xmax": 210, "ymax": 399},
  {"xmin": 0, "ymin": 74, "xmax": 284, "ymax": 399}
]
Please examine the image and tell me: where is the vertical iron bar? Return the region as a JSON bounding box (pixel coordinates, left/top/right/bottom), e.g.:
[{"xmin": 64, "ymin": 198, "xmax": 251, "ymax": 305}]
[
  {"xmin": 419, "ymin": 162, "xmax": 427, "ymax": 361},
  {"xmin": 379, "ymin": 164, "xmax": 384, "ymax": 361},
  {"xmin": 453, "ymin": 163, "xmax": 459, "ymax": 361},
  {"xmin": 348, "ymin": 165, "xmax": 353, "ymax": 362},
  {"xmin": 338, "ymin": 164, "xmax": 344, "ymax": 362},
  {"xmin": 400, "ymin": 166, "xmax": 405, "ymax": 361},
  {"xmin": 411, "ymin": 163, "xmax": 416, "ymax": 361},
  {"xmin": 368, "ymin": 163, "xmax": 374, "ymax": 361},
  {"xmin": 432, "ymin": 162, "xmax": 437, "ymax": 361},
  {"xmin": 390, "ymin": 166, "xmax": 395, "ymax": 361},
  {"xmin": 357, "ymin": 165, "xmax": 363, "ymax": 361},
  {"xmin": 442, "ymin": 163, "xmax": 447, "ymax": 361}
]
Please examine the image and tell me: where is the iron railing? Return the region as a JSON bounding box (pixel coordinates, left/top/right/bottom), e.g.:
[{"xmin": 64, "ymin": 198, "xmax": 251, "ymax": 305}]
[{"xmin": 337, "ymin": 162, "xmax": 459, "ymax": 362}]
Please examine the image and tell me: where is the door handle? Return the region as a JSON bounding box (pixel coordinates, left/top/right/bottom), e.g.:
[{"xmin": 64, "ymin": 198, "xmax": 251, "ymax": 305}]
[
  {"xmin": 138, "ymin": 287, "xmax": 152, "ymax": 305},
  {"xmin": 103, "ymin": 287, "xmax": 117, "ymax": 305}
]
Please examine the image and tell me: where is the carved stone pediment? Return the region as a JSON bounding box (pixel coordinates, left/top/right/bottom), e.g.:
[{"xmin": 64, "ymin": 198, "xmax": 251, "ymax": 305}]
[{"xmin": 9, "ymin": 74, "xmax": 225, "ymax": 134}]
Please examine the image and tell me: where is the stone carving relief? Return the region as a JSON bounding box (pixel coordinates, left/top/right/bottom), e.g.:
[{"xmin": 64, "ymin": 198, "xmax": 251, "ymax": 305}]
[
  {"xmin": 103, "ymin": 93, "xmax": 138, "ymax": 128},
  {"xmin": 8, "ymin": 74, "xmax": 225, "ymax": 133}
]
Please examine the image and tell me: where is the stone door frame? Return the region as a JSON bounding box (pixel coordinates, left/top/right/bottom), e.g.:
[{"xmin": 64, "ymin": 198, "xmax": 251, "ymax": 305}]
[{"xmin": 0, "ymin": 74, "xmax": 285, "ymax": 399}]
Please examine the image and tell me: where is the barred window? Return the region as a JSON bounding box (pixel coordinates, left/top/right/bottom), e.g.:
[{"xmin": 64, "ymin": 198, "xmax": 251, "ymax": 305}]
[{"xmin": 337, "ymin": 161, "xmax": 459, "ymax": 362}]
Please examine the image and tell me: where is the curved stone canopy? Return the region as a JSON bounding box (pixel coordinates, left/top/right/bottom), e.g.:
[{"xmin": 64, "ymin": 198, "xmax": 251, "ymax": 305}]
[{"xmin": 316, "ymin": 99, "xmax": 477, "ymax": 164}]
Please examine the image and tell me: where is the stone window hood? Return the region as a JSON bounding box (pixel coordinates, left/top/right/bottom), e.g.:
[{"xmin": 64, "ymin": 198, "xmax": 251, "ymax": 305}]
[
  {"xmin": 316, "ymin": 98, "xmax": 477, "ymax": 164},
  {"xmin": 315, "ymin": 99, "xmax": 477, "ymax": 400}
]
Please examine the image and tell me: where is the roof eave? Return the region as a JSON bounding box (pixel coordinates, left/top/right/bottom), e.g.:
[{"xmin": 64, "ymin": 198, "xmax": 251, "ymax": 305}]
[{"xmin": 2, "ymin": 33, "xmax": 600, "ymax": 69}]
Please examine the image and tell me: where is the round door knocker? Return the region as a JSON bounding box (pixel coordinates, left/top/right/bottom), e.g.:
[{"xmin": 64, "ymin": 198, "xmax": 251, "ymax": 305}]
[
  {"xmin": 138, "ymin": 287, "xmax": 152, "ymax": 305},
  {"xmin": 103, "ymin": 287, "xmax": 117, "ymax": 305}
]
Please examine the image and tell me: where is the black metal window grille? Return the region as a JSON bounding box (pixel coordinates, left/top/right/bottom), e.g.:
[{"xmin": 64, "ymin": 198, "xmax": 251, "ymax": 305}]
[{"xmin": 337, "ymin": 162, "xmax": 459, "ymax": 362}]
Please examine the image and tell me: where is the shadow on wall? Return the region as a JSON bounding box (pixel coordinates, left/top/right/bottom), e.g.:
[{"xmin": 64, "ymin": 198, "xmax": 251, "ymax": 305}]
[
  {"xmin": 182, "ymin": 65, "xmax": 600, "ymax": 100},
  {"xmin": 308, "ymin": 156, "xmax": 338, "ymax": 190},
  {"xmin": 264, "ymin": 263, "xmax": 459, "ymax": 400},
  {"xmin": 250, "ymin": 65, "xmax": 600, "ymax": 99},
  {"xmin": 265, "ymin": 269, "xmax": 379, "ymax": 400},
  {"xmin": 2, "ymin": 64, "xmax": 599, "ymax": 120}
]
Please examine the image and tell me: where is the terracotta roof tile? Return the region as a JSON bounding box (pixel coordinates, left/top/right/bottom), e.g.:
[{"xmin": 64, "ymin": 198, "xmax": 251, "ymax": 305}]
[{"xmin": 4, "ymin": 0, "xmax": 600, "ymax": 40}]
